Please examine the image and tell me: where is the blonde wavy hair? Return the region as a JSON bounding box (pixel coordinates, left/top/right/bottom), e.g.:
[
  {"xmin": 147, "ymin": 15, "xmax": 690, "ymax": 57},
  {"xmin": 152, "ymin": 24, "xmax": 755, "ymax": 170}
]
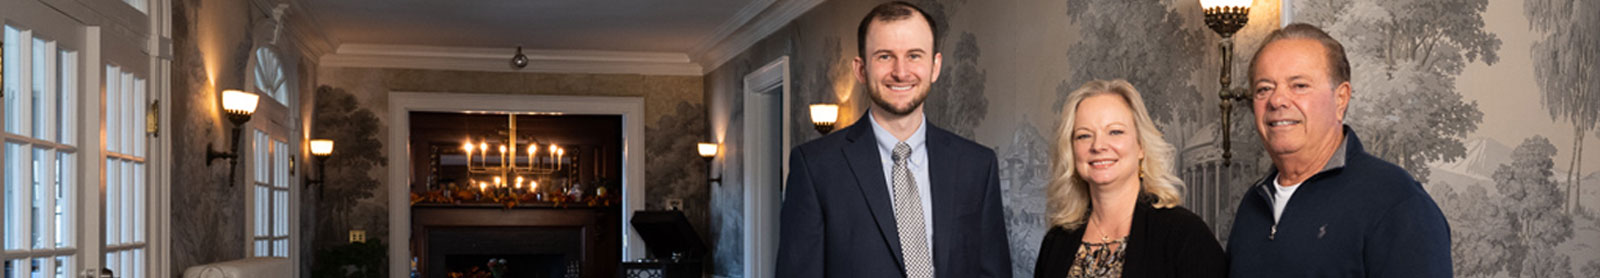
[{"xmin": 1047, "ymin": 79, "xmax": 1185, "ymax": 230}]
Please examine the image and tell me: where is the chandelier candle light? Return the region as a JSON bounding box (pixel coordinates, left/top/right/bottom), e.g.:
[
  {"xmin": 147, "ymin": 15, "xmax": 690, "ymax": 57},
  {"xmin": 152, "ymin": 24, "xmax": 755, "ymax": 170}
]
[{"xmin": 460, "ymin": 114, "xmax": 567, "ymax": 194}]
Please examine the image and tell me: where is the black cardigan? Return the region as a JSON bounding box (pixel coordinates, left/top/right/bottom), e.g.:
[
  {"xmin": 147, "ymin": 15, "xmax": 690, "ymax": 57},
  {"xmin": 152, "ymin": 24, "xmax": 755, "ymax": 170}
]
[{"xmin": 1034, "ymin": 200, "xmax": 1227, "ymax": 278}]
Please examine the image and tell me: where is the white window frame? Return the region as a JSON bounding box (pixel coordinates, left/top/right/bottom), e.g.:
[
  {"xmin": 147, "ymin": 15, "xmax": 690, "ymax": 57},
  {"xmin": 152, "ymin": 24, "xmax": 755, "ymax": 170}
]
[
  {"xmin": 103, "ymin": 64, "xmax": 148, "ymax": 278},
  {"xmin": 3, "ymin": 24, "xmax": 81, "ymax": 278},
  {"xmin": 248, "ymin": 129, "xmax": 290, "ymax": 258},
  {"xmin": 4, "ymin": 0, "xmax": 170, "ymax": 277},
  {"xmin": 250, "ymin": 46, "xmax": 287, "ymax": 106},
  {"xmin": 241, "ymin": 33, "xmax": 300, "ymax": 262}
]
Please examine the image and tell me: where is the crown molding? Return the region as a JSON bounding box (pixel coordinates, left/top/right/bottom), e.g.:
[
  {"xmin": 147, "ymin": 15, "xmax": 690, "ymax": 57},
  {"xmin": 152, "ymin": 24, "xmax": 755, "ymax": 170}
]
[
  {"xmin": 691, "ymin": 0, "xmax": 825, "ymax": 74},
  {"xmin": 688, "ymin": 0, "xmax": 775, "ymax": 60},
  {"xmin": 282, "ymin": 0, "xmax": 338, "ymax": 60},
  {"xmin": 320, "ymin": 44, "xmax": 704, "ymax": 76}
]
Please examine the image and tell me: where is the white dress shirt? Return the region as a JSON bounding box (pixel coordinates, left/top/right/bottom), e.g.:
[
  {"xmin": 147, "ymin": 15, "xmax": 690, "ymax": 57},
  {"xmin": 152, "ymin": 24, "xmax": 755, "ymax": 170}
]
[{"xmin": 866, "ymin": 113, "xmax": 934, "ymax": 249}]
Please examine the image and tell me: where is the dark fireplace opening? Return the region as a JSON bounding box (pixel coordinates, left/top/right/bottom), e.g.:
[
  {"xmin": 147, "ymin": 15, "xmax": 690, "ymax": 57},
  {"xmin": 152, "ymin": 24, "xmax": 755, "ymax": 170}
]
[
  {"xmin": 444, "ymin": 254, "xmax": 570, "ymax": 278},
  {"xmin": 425, "ymin": 226, "xmax": 584, "ymax": 278}
]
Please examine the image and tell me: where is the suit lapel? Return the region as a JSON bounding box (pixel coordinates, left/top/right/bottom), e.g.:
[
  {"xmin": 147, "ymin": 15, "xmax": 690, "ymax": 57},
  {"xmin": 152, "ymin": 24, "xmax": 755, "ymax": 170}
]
[
  {"xmin": 841, "ymin": 122, "xmax": 906, "ymax": 269},
  {"xmin": 926, "ymin": 126, "xmax": 958, "ymax": 276}
]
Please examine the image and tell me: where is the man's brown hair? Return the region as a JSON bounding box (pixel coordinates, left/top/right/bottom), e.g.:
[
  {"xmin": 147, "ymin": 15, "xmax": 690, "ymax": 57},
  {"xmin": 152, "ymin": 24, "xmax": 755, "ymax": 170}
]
[
  {"xmin": 856, "ymin": 1, "xmax": 939, "ymax": 58},
  {"xmin": 1248, "ymin": 23, "xmax": 1351, "ymax": 86}
]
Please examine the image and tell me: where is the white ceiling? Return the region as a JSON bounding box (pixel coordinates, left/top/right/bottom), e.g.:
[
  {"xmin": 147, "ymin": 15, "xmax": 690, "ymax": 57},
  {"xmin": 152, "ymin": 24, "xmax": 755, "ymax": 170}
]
[{"xmin": 301, "ymin": 0, "xmax": 757, "ymax": 53}]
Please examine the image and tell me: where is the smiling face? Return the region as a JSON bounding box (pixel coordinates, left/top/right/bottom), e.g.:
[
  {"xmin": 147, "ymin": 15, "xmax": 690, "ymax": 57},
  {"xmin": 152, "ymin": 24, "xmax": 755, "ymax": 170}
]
[
  {"xmin": 1071, "ymin": 94, "xmax": 1144, "ymax": 188},
  {"xmin": 1250, "ymin": 38, "xmax": 1351, "ymax": 159},
  {"xmin": 854, "ymin": 15, "xmax": 942, "ymax": 116}
]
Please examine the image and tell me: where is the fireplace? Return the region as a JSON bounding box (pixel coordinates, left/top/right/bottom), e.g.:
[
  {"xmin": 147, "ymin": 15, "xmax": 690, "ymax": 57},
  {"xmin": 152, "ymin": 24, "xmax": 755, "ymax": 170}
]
[{"xmin": 413, "ymin": 206, "xmax": 620, "ymax": 278}]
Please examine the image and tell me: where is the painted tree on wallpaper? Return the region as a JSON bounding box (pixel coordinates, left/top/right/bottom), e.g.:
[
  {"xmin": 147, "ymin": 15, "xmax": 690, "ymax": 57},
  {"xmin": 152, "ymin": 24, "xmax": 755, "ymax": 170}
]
[
  {"xmin": 1490, "ymin": 137, "xmax": 1573, "ymax": 277},
  {"xmin": 1525, "ymin": 0, "xmax": 1600, "ymax": 213},
  {"xmin": 642, "ymin": 101, "xmax": 710, "ymax": 247},
  {"xmin": 1437, "ymin": 136, "xmax": 1582, "ymax": 277},
  {"xmin": 925, "ymin": 33, "xmax": 990, "ymax": 138},
  {"xmin": 1298, "ymin": 0, "xmax": 1495, "ymax": 183},
  {"xmin": 1060, "ymin": 0, "xmax": 1207, "ymax": 124},
  {"xmin": 913, "ymin": 0, "xmax": 989, "ymax": 138},
  {"xmin": 311, "ymin": 85, "xmax": 388, "ymax": 248}
]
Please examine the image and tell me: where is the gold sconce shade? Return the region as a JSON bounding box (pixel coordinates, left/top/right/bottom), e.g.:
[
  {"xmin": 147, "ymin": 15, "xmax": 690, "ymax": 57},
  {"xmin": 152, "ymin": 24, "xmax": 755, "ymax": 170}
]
[{"xmin": 1201, "ymin": 0, "xmax": 1252, "ymax": 38}]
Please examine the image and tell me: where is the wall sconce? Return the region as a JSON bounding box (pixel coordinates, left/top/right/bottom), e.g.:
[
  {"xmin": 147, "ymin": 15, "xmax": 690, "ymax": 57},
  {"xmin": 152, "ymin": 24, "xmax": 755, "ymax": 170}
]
[
  {"xmin": 305, "ymin": 139, "xmax": 334, "ymax": 195},
  {"xmin": 207, "ymin": 90, "xmax": 260, "ymax": 186},
  {"xmin": 810, "ymin": 103, "xmax": 839, "ymax": 134},
  {"xmin": 698, "ymin": 142, "xmax": 721, "ymax": 182},
  {"xmin": 1201, "ymin": 0, "xmax": 1252, "ymax": 166}
]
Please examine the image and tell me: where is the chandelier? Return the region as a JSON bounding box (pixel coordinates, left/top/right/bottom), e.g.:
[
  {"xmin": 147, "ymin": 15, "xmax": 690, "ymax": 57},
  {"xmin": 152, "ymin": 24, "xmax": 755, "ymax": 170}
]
[{"xmin": 460, "ymin": 114, "xmax": 568, "ymax": 193}]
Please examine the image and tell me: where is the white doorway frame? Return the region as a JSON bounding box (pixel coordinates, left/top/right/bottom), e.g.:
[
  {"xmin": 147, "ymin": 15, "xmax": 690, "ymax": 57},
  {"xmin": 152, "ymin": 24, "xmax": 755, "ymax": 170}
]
[
  {"xmin": 742, "ymin": 56, "xmax": 789, "ymax": 278},
  {"xmin": 386, "ymin": 92, "xmax": 647, "ymax": 277}
]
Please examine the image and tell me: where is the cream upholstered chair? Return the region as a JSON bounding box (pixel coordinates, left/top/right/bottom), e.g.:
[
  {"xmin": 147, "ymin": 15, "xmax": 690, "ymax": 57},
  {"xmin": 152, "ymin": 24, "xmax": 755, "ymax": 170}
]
[{"xmin": 181, "ymin": 257, "xmax": 292, "ymax": 278}]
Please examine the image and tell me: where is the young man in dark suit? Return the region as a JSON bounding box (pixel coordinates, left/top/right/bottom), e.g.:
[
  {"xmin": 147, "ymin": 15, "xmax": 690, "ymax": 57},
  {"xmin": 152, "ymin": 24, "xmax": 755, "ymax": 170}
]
[{"xmin": 775, "ymin": 2, "xmax": 1011, "ymax": 278}]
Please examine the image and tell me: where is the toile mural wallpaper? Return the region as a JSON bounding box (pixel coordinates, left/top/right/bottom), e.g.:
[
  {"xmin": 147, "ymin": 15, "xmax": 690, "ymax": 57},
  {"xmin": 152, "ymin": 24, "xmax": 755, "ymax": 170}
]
[{"xmin": 705, "ymin": 0, "xmax": 1599, "ymax": 277}]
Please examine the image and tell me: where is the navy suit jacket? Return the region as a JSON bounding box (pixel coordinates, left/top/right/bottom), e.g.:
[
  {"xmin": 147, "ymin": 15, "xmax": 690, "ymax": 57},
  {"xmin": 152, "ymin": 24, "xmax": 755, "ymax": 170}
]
[{"xmin": 776, "ymin": 117, "xmax": 1012, "ymax": 278}]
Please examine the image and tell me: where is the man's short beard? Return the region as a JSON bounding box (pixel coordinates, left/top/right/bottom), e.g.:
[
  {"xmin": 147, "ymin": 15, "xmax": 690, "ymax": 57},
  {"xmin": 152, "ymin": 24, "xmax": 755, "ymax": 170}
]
[{"xmin": 868, "ymin": 88, "xmax": 929, "ymax": 116}]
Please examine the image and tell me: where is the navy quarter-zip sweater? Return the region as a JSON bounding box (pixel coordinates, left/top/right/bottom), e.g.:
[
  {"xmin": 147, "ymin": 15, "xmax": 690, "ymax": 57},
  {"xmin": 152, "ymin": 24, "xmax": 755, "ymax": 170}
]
[{"xmin": 1227, "ymin": 126, "xmax": 1451, "ymax": 277}]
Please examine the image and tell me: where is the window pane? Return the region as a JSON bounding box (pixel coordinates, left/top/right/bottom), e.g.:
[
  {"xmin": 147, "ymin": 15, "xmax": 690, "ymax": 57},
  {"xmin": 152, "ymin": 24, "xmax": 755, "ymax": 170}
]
[
  {"xmin": 3, "ymin": 143, "xmax": 19, "ymax": 250},
  {"xmin": 120, "ymin": 251, "xmax": 130, "ymax": 278},
  {"xmin": 105, "ymin": 252, "xmax": 117, "ymax": 278},
  {"xmin": 134, "ymin": 248, "xmax": 144, "ymax": 278},
  {"xmin": 104, "ymin": 66, "xmax": 119, "ymax": 153},
  {"xmin": 57, "ymin": 50, "xmax": 75, "ymax": 145},
  {"xmin": 274, "ymin": 189, "xmax": 286, "ymax": 237},
  {"xmin": 31, "ymin": 148, "xmax": 44, "ymax": 249},
  {"xmin": 54, "ymin": 152, "xmax": 71, "ymax": 248},
  {"xmin": 254, "ymin": 130, "xmax": 267, "ymax": 183},
  {"xmin": 274, "ymin": 140, "xmax": 286, "ymax": 189},
  {"xmin": 29, "ymin": 258, "xmax": 42, "ymax": 277},
  {"xmin": 30, "ymin": 39, "xmax": 45, "ymax": 138},
  {"xmin": 105, "ymin": 158, "xmax": 119, "ymax": 245},
  {"xmin": 121, "ymin": 160, "xmax": 131, "ymax": 242},
  {"xmin": 254, "ymin": 185, "xmax": 268, "ymax": 237},
  {"xmin": 134, "ymin": 162, "xmax": 144, "ymax": 242},
  {"xmin": 53, "ymin": 256, "xmax": 67, "ymax": 278},
  {"xmin": 123, "ymin": 0, "xmax": 147, "ymax": 13},
  {"xmin": 274, "ymin": 239, "xmax": 286, "ymax": 257},
  {"xmin": 119, "ymin": 72, "xmax": 133, "ymax": 151},
  {"xmin": 133, "ymin": 77, "xmax": 146, "ymax": 157},
  {"xmin": 4, "ymin": 26, "xmax": 20, "ymax": 134}
]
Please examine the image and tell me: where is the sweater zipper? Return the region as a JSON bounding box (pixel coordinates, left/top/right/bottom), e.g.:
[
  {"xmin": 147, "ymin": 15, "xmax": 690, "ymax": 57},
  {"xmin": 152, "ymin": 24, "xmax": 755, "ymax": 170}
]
[{"xmin": 1259, "ymin": 182, "xmax": 1278, "ymax": 241}]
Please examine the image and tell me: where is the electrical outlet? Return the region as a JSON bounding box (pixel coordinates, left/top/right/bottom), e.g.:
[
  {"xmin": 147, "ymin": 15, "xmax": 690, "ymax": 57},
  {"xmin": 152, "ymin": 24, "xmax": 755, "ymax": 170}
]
[
  {"xmin": 667, "ymin": 199, "xmax": 684, "ymax": 211},
  {"xmin": 349, "ymin": 230, "xmax": 367, "ymax": 243}
]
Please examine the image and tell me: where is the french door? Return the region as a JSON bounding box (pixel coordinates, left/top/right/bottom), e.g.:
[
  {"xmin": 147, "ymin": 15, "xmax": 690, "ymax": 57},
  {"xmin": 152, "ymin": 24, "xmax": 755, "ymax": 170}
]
[{"xmin": 2, "ymin": 0, "xmax": 154, "ymax": 277}]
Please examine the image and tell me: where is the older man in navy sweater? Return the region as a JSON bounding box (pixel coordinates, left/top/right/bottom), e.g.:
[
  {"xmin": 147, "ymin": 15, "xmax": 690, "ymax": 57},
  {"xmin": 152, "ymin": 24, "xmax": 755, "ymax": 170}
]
[{"xmin": 1227, "ymin": 23, "xmax": 1451, "ymax": 277}]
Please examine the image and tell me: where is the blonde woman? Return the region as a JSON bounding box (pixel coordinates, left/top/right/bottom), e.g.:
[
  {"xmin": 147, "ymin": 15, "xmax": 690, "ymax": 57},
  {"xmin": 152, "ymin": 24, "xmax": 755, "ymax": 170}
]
[{"xmin": 1034, "ymin": 80, "xmax": 1225, "ymax": 278}]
